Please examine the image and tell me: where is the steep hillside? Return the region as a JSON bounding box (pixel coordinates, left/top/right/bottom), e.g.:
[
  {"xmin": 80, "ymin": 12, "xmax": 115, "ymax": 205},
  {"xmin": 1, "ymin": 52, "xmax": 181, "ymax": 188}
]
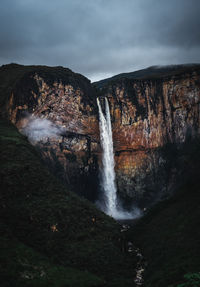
[
  {"xmin": 0, "ymin": 118, "xmax": 137, "ymax": 287},
  {"xmin": 94, "ymin": 64, "xmax": 200, "ymax": 88},
  {"xmin": 126, "ymin": 139, "xmax": 200, "ymax": 286}
]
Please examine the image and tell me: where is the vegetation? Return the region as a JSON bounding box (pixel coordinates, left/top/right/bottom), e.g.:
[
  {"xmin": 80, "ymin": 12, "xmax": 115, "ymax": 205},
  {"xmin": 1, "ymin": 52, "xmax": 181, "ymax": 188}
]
[
  {"xmin": 126, "ymin": 145, "xmax": 200, "ymax": 287},
  {"xmin": 177, "ymin": 273, "xmax": 200, "ymax": 287},
  {"xmin": 0, "ymin": 118, "xmax": 136, "ymax": 287},
  {"xmin": 0, "ymin": 235, "xmax": 103, "ymax": 287},
  {"xmin": 1, "ymin": 63, "xmax": 200, "ymax": 287},
  {"xmin": 93, "ymin": 64, "xmax": 200, "ymax": 88}
]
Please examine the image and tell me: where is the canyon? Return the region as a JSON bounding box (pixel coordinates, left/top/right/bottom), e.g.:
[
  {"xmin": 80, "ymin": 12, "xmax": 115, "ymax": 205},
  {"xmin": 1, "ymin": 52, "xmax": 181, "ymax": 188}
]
[
  {"xmin": 1, "ymin": 63, "xmax": 200, "ymax": 287},
  {"xmin": 3, "ymin": 63, "xmax": 200, "ymax": 209}
]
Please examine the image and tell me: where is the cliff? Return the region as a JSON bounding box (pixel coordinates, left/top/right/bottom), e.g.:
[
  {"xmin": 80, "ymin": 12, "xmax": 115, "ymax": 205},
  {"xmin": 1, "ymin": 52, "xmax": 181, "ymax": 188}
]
[
  {"xmin": 95, "ymin": 65, "xmax": 200, "ymax": 207},
  {"xmin": 1, "ymin": 63, "xmax": 200, "ymax": 287},
  {"xmin": 126, "ymin": 141, "xmax": 200, "ymax": 286},
  {"xmin": 1, "ymin": 64, "xmax": 100, "ymax": 201},
  {"xmin": 0, "ymin": 118, "xmax": 137, "ymax": 287},
  {"xmin": 1, "ymin": 63, "xmax": 200, "ymax": 208}
]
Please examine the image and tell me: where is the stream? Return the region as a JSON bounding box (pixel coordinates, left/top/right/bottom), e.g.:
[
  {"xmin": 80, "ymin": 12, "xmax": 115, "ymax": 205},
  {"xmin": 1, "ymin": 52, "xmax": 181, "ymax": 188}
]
[{"xmin": 119, "ymin": 220, "xmax": 147, "ymax": 287}]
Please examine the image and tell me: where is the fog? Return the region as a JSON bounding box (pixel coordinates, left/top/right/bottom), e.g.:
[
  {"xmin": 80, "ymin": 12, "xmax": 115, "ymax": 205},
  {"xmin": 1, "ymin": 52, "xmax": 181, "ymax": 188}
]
[{"xmin": 22, "ymin": 115, "xmax": 65, "ymax": 142}]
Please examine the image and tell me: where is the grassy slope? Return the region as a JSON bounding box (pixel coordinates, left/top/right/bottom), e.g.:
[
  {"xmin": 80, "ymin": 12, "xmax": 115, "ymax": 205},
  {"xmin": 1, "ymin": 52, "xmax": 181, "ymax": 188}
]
[
  {"xmin": 93, "ymin": 64, "xmax": 200, "ymax": 88},
  {"xmin": 0, "ymin": 118, "xmax": 136, "ymax": 287},
  {"xmin": 0, "ymin": 235, "xmax": 103, "ymax": 287},
  {"xmin": 126, "ymin": 165, "xmax": 200, "ymax": 287}
]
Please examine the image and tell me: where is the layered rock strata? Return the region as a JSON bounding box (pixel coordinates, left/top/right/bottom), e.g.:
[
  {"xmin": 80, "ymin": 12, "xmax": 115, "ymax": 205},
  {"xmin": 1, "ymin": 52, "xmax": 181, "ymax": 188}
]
[
  {"xmin": 6, "ymin": 65, "xmax": 100, "ymax": 200},
  {"xmin": 3, "ymin": 64, "xmax": 200, "ymax": 207},
  {"xmin": 100, "ymin": 69, "xmax": 200, "ymax": 206}
]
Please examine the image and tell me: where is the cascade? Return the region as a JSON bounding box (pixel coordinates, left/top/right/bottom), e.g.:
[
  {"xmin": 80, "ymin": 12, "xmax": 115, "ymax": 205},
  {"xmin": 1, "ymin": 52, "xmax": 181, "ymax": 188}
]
[
  {"xmin": 97, "ymin": 97, "xmax": 117, "ymax": 216},
  {"xmin": 97, "ymin": 97, "xmax": 141, "ymax": 219}
]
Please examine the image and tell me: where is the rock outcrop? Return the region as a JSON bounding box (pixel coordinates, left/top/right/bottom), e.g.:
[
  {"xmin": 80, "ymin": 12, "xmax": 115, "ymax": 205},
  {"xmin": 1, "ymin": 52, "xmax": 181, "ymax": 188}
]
[
  {"xmin": 2, "ymin": 63, "xmax": 200, "ymax": 208},
  {"xmin": 97, "ymin": 66, "xmax": 200, "ymax": 206},
  {"xmin": 4, "ymin": 64, "xmax": 100, "ymax": 200}
]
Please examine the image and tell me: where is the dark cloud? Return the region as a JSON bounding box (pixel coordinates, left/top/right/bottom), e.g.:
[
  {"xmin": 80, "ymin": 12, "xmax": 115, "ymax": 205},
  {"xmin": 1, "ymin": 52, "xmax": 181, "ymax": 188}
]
[{"xmin": 0, "ymin": 0, "xmax": 200, "ymax": 81}]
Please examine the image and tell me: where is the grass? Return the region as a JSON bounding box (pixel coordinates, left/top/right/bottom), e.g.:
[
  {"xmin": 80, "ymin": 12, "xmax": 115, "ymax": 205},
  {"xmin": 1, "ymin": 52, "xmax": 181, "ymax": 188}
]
[
  {"xmin": 1, "ymin": 63, "xmax": 200, "ymax": 287},
  {"xmin": 93, "ymin": 64, "xmax": 200, "ymax": 88},
  {"xmin": 1, "ymin": 121, "xmax": 199, "ymax": 287},
  {"xmin": 0, "ymin": 235, "xmax": 103, "ymax": 287},
  {"xmin": 126, "ymin": 163, "xmax": 200, "ymax": 287},
  {"xmin": 0, "ymin": 118, "xmax": 136, "ymax": 287}
]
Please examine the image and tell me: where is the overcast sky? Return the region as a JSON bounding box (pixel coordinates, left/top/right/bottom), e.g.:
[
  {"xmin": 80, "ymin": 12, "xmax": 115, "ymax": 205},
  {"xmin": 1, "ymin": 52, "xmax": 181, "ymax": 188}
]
[{"xmin": 0, "ymin": 0, "xmax": 200, "ymax": 81}]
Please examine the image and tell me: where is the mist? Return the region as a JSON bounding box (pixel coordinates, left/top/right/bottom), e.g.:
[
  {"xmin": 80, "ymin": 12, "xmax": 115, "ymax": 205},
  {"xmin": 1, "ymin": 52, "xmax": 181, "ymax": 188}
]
[{"xmin": 21, "ymin": 115, "xmax": 65, "ymax": 142}]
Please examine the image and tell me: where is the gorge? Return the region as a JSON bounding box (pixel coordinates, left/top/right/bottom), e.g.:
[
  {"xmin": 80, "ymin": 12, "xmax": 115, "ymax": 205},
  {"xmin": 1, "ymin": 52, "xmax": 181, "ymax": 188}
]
[
  {"xmin": 1, "ymin": 63, "xmax": 200, "ymax": 287},
  {"xmin": 5, "ymin": 63, "xmax": 200, "ymax": 209}
]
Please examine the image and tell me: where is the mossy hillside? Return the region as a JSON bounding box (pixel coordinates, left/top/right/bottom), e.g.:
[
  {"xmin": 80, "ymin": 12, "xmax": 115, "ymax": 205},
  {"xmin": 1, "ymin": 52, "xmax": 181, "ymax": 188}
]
[
  {"xmin": 126, "ymin": 162, "xmax": 200, "ymax": 287},
  {"xmin": 0, "ymin": 235, "xmax": 103, "ymax": 287},
  {"xmin": 0, "ymin": 118, "xmax": 136, "ymax": 286}
]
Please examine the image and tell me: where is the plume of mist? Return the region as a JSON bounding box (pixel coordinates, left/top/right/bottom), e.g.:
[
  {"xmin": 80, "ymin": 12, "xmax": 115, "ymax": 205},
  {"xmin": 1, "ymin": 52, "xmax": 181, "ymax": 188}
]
[{"xmin": 21, "ymin": 115, "xmax": 66, "ymax": 142}]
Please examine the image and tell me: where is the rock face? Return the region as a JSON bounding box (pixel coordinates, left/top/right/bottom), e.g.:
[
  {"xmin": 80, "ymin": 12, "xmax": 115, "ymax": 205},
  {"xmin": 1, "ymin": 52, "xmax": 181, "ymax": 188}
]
[
  {"xmin": 3, "ymin": 63, "xmax": 200, "ymax": 208},
  {"xmin": 98, "ymin": 67, "xmax": 200, "ymax": 206},
  {"xmin": 5, "ymin": 64, "xmax": 100, "ymax": 201}
]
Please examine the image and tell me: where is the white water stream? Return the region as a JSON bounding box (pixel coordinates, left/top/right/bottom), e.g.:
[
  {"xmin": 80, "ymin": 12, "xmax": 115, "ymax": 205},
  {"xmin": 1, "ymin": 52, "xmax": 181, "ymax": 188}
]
[
  {"xmin": 97, "ymin": 97, "xmax": 117, "ymax": 216},
  {"xmin": 97, "ymin": 97, "xmax": 141, "ymax": 219}
]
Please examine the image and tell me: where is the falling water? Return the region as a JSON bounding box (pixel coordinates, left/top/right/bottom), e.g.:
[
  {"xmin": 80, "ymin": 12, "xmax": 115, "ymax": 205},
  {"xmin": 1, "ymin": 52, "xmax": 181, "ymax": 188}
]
[
  {"xmin": 97, "ymin": 97, "xmax": 117, "ymax": 216},
  {"xmin": 97, "ymin": 97, "xmax": 142, "ymax": 220}
]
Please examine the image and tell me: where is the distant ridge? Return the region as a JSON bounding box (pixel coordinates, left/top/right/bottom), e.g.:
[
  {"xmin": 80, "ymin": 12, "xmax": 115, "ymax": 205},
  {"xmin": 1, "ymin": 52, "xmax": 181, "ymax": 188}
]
[{"xmin": 93, "ymin": 63, "xmax": 200, "ymax": 88}]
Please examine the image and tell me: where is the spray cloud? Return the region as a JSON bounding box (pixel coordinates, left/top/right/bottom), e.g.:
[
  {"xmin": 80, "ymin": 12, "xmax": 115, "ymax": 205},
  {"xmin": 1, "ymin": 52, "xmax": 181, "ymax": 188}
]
[{"xmin": 21, "ymin": 115, "xmax": 65, "ymax": 142}]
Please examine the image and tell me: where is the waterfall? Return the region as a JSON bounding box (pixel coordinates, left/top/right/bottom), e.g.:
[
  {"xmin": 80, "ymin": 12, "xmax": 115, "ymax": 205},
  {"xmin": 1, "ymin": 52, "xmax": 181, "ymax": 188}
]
[
  {"xmin": 97, "ymin": 97, "xmax": 142, "ymax": 220},
  {"xmin": 97, "ymin": 97, "xmax": 117, "ymax": 216}
]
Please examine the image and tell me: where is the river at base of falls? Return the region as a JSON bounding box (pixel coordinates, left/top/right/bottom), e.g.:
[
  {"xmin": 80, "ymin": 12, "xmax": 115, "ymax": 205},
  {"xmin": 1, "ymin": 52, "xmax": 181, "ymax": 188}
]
[{"xmin": 119, "ymin": 220, "xmax": 147, "ymax": 287}]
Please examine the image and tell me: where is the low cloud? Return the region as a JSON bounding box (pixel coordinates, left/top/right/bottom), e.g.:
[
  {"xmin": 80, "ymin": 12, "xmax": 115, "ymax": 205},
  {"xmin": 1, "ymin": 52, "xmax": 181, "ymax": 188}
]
[{"xmin": 22, "ymin": 115, "xmax": 65, "ymax": 142}]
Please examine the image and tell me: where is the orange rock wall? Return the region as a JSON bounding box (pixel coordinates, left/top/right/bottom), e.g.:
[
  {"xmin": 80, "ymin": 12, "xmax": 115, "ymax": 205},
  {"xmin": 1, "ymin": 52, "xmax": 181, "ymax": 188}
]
[
  {"xmin": 101, "ymin": 71, "xmax": 200, "ymax": 205},
  {"xmin": 7, "ymin": 68, "xmax": 200, "ymax": 206},
  {"xmin": 8, "ymin": 71, "xmax": 100, "ymax": 201}
]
